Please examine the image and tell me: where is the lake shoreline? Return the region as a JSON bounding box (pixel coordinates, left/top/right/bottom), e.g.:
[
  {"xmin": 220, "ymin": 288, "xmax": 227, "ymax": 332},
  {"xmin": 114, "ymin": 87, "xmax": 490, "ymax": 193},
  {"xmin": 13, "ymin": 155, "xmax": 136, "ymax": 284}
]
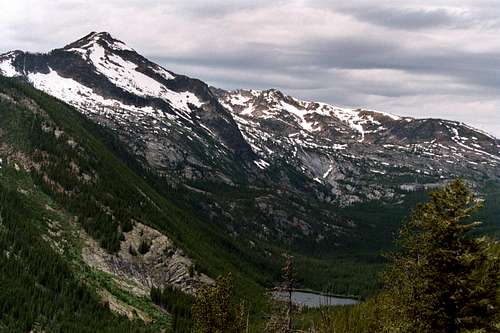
[
  {"xmin": 291, "ymin": 288, "xmax": 362, "ymax": 301},
  {"xmin": 270, "ymin": 289, "xmax": 361, "ymax": 308}
]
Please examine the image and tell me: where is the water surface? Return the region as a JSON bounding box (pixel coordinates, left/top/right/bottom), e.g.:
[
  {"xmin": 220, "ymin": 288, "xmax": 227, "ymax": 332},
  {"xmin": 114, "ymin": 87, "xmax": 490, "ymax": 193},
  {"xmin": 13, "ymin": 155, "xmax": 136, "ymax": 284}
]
[{"xmin": 272, "ymin": 290, "xmax": 359, "ymax": 308}]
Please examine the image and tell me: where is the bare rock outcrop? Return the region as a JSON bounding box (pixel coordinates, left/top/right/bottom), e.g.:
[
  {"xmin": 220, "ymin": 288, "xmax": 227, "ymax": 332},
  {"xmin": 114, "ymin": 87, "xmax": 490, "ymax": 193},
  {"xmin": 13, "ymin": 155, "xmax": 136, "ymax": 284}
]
[{"xmin": 82, "ymin": 222, "xmax": 213, "ymax": 296}]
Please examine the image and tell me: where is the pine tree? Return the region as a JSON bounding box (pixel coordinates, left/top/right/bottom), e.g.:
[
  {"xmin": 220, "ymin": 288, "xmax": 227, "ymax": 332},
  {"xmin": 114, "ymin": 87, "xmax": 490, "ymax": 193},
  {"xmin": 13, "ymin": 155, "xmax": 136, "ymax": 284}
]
[
  {"xmin": 282, "ymin": 254, "xmax": 295, "ymax": 333},
  {"xmin": 264, "ymin": 254, "xmax": 296, "ymax": 333},
  {"xmin": 191, "ymin": 273, "xmax": 246, "ymax": 333},
  {"xmin": 381, "ymin": 179, "xmax": 500, "ymax": 333}
]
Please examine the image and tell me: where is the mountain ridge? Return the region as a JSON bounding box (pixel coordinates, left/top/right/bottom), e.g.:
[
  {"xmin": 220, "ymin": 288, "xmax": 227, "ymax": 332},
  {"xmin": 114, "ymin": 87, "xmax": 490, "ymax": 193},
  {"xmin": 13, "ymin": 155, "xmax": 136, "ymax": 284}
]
[
  {"xmin": 1, "ymin": 33, "xmax": 499, "ymax": 330},
  {"xmin": 1, "ymin": 32, "xmax": 499, "ymax": 250}
]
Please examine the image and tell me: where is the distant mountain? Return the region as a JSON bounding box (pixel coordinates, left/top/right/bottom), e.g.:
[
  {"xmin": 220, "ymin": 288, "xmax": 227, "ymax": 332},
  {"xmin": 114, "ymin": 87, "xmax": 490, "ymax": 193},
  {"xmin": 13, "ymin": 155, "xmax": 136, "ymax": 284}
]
[
  {"xmin": 1, "ymin": 31, "xmax": 499, "ymax": 253},
  {"xmin": 214, "ymin": 88, "xmax": 500, "ymax": 202},
  {"xmin": 1, "ymin": 33, "xmax": 500, "ymax": 331}
]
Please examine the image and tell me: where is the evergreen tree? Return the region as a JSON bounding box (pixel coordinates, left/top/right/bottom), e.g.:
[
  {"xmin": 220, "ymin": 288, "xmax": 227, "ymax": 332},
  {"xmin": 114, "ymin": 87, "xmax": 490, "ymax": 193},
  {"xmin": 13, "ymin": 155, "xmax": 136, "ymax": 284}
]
[
  {"xmin": 191, "ymin": 273, "xmax": 246, "ymax": 333},
  {"xmin": 381, "ymin": 179, "xmax": 500, "ymax": 333},
  {"xmin": 264, "ymin": 254, "xmax": 296, "ymax": 333}
]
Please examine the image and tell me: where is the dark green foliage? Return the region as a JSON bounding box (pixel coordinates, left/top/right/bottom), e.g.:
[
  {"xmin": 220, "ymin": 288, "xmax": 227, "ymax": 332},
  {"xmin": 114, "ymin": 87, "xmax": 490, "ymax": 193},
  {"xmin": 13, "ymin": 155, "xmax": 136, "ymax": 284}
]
[
  {"xmin": 381, "ymin": 179, "xmax": 500, "ymax": 332},
  {"xmin": 192, "ymin": 274, "xmax": 247, "ymax": 333},
  {"xmin": 1, "ymin": 73, "xmax": 498, "ymax": 332},
  {"xmin": 188, "ymin": 264, "xmax": 195, "ymax": 277},
  {"xmin": 0, "ymin": 75, "xmax": 266, "ymax": 329},
  {"xmin": 0, "ymin": 77, "xmax": 138, "ymax": 252},
  {"xmin": 0, "ymin": 184, "xmax": 153, "ymax": 333},
  {"xmin": 150, "ymin": 286, "xmax": 194, "ymax": 332},
  {"xmin": 311, "ymin": 297, "xmax": 382, "ymax": 333},
  {"xmin": 0, "ymin": 76, "xmax": 264, "ymax": 279},
  {"xmin": 294, "ymin": 255, "xmax": 384, "ymax": 299},
  {"xmin": 138, "ymin": 239, "xmax": 152, "ymax": 255},
  {"xmin": 471, "ymin": 182, "xmax": 500, "ymax": 238},
  {"xmin": 311, "ymin": 180, "xmax": 500, "ymax": 333}
]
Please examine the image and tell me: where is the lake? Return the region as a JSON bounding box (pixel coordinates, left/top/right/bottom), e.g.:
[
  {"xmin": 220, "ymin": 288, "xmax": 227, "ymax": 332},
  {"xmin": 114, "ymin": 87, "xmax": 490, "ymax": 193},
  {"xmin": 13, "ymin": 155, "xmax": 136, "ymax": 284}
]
[{"xmin": 272, "ymin": 290, "xmax": 360, "ymax": 308}]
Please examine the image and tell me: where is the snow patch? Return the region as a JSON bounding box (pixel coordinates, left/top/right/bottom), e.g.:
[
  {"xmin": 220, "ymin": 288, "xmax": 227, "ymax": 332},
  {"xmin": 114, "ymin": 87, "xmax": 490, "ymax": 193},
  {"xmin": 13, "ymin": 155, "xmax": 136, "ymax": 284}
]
[
  {"xmin": 254, "ymin": 159, "xmax": 270, "ymax": 169},
  {"xmin": 68, "ymin": 43, "xmax": 205, "ymax": 114},
  {"xmin": 0, "ymin": 55, "xmax": 20, "ymax": 77},
  {"xmin": 323, "ymin": 166, "xmax": 334, "ymax": 178},
  {"xmin": 27, "ymin": 68, "xmax": 166, "ymax": 120}
]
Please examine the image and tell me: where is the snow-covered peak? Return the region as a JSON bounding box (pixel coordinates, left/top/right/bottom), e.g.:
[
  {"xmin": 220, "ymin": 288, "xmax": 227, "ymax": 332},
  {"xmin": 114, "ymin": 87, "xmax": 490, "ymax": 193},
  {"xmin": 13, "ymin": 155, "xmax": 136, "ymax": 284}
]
[
  {"xmin": 1, "ymin": 32, "xmax": 499, "ymax": 212},
  {"xmin": 63, "ymin": 31, "xmax": 135, "ymax": 53},
  {"xmin": 216, "ymin": 88, "xmax": 405, "ymax": 141},
  {"xmin": 0, "ymin": 32, "xmax": 207, "ymax": 120},
  {"xmin": 60, "ymin": 32, "xmax": 178, "ymax": 94}
]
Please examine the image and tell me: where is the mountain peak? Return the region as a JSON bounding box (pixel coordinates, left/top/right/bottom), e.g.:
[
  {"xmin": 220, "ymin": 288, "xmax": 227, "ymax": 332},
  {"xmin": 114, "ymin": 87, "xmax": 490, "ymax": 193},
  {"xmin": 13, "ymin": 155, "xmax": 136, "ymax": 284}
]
[
  {"xmin": 62, "ymin": 31, "xmax": 134, "ymax": 53},
  {"xmin": 91, "ymin": 31, "xmax": 113, "ymax": 39}
]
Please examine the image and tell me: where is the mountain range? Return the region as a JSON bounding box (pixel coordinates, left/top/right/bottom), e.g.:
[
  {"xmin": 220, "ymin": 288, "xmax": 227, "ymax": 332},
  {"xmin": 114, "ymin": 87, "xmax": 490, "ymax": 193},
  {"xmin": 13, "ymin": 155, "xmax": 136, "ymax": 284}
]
[
  {"xmin": 1, "ymin": 32, "xmax": 498, "ymax": 247},
  {"xmin": 0, "ymin": 32, "xmax": 499, "ymax": 329}
]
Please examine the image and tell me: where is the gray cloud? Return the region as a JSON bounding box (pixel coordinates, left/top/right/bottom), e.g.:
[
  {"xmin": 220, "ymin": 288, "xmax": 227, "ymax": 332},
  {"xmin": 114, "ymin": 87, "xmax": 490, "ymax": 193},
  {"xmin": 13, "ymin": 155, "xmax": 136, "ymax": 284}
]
[
  {"xmin": 0, "ymin": 0, "xmax": 499, "ymax": 136},
  {"xmin": 335, "ymin": 6, "xmax": 466, "ymax": 30}
]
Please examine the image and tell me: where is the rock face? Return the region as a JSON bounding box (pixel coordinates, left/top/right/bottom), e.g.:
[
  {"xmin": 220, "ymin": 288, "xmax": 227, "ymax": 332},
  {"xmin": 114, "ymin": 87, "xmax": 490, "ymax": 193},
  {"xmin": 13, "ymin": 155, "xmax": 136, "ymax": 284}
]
[
  {"xmin": 82, "ymin": 222, "xmax": 213, "ymax": 295},
  {"xmin": 0, "ymin": 32, "xmax": 254, "ymax": 183},
  {"xmin": 214, "ymin": 88, "xmax": 500, "ymax": 204},
  {"xmin": 1, "ymin": 32, "xmax": 499, "ymax": 250}
]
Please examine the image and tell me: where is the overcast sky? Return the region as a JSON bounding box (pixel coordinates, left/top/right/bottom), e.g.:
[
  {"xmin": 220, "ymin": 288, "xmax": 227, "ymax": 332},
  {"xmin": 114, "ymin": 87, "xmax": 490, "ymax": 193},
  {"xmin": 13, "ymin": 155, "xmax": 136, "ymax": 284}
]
[{"xmin": 1, "ymin": 0, "xmax": 499, "ymax": 137}]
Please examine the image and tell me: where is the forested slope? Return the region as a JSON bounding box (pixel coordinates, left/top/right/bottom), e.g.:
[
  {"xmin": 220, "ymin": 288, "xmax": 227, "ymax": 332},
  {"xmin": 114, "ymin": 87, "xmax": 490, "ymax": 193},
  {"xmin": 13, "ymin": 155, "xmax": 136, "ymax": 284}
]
[{"xmin": 0, "ymin": 76, "xmax": 271, "ymax": 331}]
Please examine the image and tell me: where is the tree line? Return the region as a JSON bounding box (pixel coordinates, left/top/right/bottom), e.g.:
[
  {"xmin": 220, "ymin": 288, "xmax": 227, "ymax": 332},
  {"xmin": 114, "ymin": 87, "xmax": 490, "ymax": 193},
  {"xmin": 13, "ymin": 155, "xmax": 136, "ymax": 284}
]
[{"xmin": 189, "ymin": 180, "xmax": 499, "ymax": 332}]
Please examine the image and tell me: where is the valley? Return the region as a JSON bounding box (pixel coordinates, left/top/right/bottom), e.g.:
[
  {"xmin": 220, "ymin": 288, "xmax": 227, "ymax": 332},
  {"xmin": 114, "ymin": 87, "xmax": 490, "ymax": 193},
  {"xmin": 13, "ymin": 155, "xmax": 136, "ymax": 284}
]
[{"xmin": 0, "ymin": 32, "xmax": 499, "ymax": 332}]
